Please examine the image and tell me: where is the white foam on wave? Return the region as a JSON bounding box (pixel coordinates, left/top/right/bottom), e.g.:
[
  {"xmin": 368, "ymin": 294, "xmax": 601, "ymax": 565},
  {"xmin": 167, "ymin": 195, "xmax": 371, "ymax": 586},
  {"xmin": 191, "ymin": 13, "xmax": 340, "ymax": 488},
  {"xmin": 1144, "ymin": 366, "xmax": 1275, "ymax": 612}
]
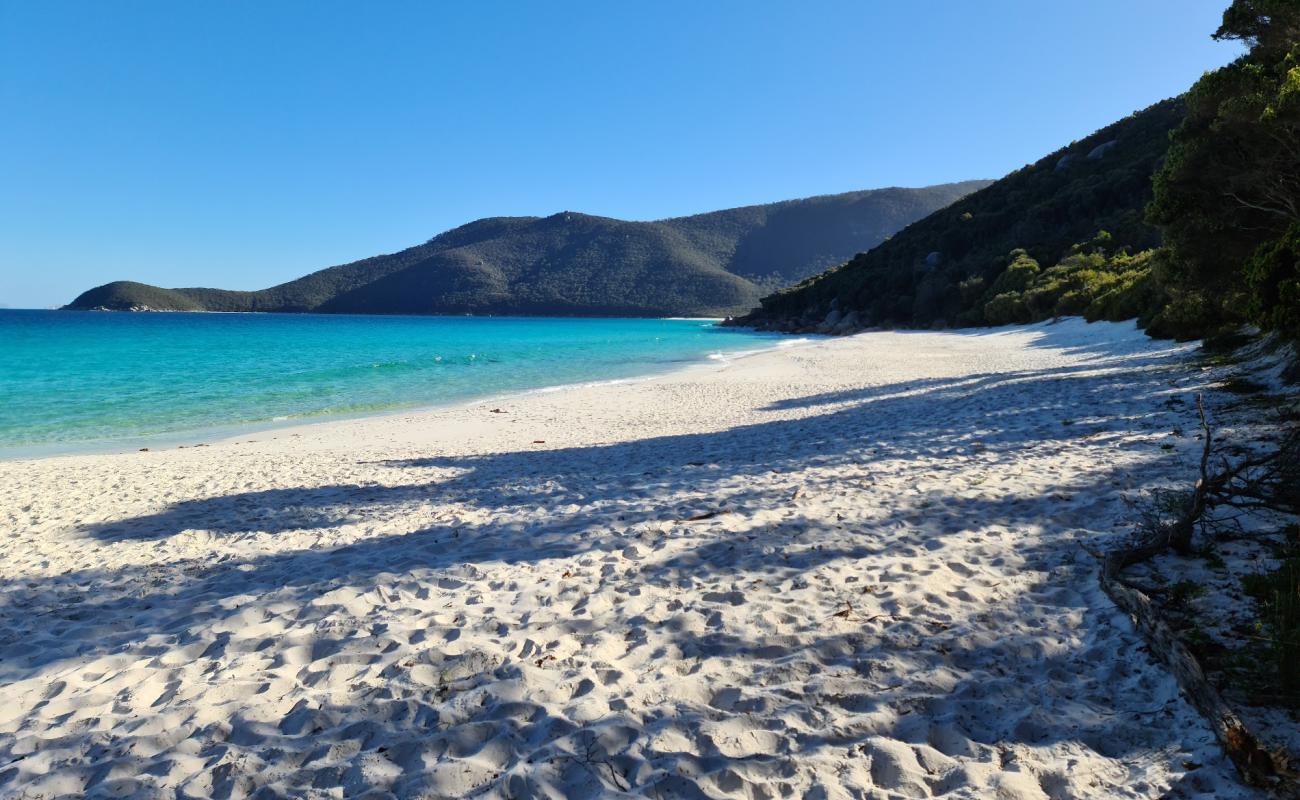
[{"xmin": 777, "ymin": 336, "xmax": 815, "ymax": 348}]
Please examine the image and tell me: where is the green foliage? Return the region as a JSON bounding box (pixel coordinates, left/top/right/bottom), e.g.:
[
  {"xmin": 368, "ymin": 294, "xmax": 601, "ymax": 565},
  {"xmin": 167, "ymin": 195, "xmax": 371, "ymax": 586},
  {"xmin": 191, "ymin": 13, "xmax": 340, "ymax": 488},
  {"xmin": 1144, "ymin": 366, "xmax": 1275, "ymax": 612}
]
[
  {"xmin": 1244, "ymin": 221, "xmax": 1300, "ymax": 339},
  {"xmin": 742, "ymin": 3, "xmax": 1299, "ymax": 342},
  {"xmin": 971, "ymin": 246, "xmax": 1170, "ymax": 328},
  {"xmin": 1242, "ymin": 555, "xmax": 1300, "ymax": 704},
  {"xmin": 957, "ymin": 274, "xmax": 986, "ymax": 305},
  {"xmin": 1085, "ymin": 265, "xmax": 1161, "ymax": 323},
  {"xmin": 1142, "ymin": 291, "xmax": 1222, "ymax": 341},
  {"xmin": 983, "ymin": 292, "xmax": 1031, "ymax": 326},
  {"xmin": 64, "ymin": 183, "xmax": 988, "ymax": 317},
  {"xmin": 66, "ymin": 281, "xmax": 205, "ymax": 312},
  {"xmin": 988, "ymin": 250, "xmax": 1041, "ymax": 296},
  {"xmin": 745, "ymin": 98, "xmax": 1184, "ymax": 330},
  {"xmin": 1148, "ymin": 0, "xmax": 1300, "ymax": 340},
  {"xmin": 1216, "ymin": 0, "xmax": 1300, "ymax": 56}
]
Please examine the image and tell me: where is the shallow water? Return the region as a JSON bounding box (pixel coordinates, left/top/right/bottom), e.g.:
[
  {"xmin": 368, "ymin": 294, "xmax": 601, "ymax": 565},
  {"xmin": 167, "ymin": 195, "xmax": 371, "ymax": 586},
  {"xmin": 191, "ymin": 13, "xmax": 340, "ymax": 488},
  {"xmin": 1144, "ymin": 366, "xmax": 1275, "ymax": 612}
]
[{"xmin": 0, "ymin": 310, "xmax": 791, "ymax": 453}]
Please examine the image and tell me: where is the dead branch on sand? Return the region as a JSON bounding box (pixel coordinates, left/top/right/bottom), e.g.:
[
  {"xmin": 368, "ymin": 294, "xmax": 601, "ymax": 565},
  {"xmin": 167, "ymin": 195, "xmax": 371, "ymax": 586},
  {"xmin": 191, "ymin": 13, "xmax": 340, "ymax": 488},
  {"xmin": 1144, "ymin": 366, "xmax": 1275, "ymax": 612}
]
[{"xmin": 1099, "ymin": 395, "xmax": 1299, "ymax": 794}]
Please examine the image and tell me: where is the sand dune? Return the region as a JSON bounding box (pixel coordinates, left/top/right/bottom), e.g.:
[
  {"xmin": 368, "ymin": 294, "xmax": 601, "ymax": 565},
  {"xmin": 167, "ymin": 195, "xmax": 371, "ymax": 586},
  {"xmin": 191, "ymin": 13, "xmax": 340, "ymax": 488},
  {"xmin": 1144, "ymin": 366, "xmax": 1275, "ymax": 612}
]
[{"xmin": 0, "ymin": 320, "xmax": 1259, "ymax": 798}]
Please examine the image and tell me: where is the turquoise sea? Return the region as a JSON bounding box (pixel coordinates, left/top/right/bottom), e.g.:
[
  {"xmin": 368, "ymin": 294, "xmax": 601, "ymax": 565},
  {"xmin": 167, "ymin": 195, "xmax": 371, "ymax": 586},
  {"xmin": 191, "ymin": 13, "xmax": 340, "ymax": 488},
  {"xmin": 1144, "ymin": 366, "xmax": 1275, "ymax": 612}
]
[{"xmin": 0, "ymin": 310, "xmax": 792, "ymax": 456}]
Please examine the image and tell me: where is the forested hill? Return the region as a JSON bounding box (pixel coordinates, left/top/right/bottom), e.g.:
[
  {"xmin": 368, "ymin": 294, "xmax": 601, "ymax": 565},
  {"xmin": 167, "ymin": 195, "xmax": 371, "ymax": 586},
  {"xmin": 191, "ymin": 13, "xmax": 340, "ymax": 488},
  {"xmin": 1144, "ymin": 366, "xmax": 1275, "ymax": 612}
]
[
  {"xmin": 64, "ymin": 182, "xmax": 988, "ymax": 317},
  {"xmin": 732, "ymin": 98, "xmax": 1187, "ymax": 334}
]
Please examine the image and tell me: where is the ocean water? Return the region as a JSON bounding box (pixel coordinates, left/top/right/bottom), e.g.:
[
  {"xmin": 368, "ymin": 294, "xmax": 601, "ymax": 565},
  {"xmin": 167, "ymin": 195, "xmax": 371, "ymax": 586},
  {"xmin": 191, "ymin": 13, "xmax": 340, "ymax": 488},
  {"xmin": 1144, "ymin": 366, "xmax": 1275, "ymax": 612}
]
[{"xmin": 0, "ymin": 310, "xmax": 793, "ymax": 455}]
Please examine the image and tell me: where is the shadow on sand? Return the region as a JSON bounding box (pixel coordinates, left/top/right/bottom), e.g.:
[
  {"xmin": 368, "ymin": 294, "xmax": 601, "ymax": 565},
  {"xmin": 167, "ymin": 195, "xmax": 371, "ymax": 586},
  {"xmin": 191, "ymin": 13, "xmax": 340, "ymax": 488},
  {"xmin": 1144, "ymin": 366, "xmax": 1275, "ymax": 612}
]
[{"xmin": 0, "ymin": 327, "xmax": 1235, "ymax": 798}]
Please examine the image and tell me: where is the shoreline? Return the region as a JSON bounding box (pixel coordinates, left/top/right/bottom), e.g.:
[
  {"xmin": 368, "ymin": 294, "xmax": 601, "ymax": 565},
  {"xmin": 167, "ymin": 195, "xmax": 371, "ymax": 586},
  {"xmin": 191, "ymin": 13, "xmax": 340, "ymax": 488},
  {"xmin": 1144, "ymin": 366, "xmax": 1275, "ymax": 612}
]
[
  {"xmin": 0, "ymin": 319, "xmax": 1260, "ymax": 798},
  {"xmin": 0, "ymin": 329, "xmax": 815, "ymax": 463}
]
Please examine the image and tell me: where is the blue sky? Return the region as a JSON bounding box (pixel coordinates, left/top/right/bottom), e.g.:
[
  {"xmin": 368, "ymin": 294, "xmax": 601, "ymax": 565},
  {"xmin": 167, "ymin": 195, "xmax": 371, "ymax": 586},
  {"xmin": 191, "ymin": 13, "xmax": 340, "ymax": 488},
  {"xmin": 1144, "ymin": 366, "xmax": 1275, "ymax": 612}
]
[{"xmin": 1, "ymin": 1, "xmax": 1242, "ymax": 308}]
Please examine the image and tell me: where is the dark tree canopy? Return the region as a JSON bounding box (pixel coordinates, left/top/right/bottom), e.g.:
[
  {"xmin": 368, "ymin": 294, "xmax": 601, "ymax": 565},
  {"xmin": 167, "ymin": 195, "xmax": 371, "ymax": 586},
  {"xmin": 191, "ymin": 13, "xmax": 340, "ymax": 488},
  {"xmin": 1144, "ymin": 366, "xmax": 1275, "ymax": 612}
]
[
  {"xmin": 1150, "ymin": 0, "xmax": 1300, "ymax": 338},
  {"xmin": 1216, "ymin": 0, "xmax": 1300, "ymax": 53}
]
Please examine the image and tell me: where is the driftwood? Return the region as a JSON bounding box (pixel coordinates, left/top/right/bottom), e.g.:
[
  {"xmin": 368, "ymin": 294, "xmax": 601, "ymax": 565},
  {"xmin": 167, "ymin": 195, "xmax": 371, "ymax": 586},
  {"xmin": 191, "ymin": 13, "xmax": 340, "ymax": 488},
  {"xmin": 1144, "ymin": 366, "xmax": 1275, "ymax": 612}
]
[
  {"xmin": 1100, "ymin": 559, "xmax": 1291, "ymax": 789},
  {"xmin": 1099, "ymin": 395, "xmax": 1299, "ymax": 795}
]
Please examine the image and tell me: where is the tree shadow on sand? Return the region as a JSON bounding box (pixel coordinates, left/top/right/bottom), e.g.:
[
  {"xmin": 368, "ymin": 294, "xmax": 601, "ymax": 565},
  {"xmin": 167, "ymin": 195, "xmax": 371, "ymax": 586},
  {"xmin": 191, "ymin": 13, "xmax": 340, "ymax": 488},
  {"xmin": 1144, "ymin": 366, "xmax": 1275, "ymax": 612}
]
[
  {"xmin": 76, "ymin": 345, "xmax": 1188, "ymax": 546},
  {"xmin": 0, "ymin": 333, "xmax": 1242, "ymax": 798}
]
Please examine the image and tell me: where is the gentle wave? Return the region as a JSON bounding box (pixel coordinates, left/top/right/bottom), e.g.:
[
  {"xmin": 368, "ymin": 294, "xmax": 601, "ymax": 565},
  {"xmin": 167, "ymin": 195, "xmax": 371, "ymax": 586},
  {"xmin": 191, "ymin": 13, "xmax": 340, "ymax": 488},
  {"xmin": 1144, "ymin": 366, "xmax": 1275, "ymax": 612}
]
[{"xmin": 0, "ymin": 311, "xmax": 795, "ymax": 455}]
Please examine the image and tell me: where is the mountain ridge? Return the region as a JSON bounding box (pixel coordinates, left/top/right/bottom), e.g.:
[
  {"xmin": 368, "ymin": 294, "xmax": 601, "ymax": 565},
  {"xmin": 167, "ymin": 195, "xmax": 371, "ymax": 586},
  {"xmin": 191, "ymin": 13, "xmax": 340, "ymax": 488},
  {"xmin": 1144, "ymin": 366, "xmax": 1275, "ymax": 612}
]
[{"xmin": 65, "ymin": 182, "xmax": 989, "ymax": 317}]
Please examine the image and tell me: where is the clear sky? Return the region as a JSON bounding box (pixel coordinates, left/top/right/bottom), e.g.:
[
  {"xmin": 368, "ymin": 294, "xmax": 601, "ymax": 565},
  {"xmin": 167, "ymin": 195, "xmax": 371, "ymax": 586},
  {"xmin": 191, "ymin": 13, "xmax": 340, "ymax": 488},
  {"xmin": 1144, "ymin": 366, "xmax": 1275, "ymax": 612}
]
[{"xmin": 1, "ymin": 1, "xmax": 1243, "ymax": 308}]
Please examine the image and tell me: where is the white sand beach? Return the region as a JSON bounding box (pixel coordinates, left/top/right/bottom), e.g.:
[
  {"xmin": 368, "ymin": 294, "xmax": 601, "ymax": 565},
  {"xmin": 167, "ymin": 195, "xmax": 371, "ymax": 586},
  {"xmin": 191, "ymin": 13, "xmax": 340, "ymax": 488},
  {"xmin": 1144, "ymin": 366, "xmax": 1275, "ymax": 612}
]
[{"xmin": 0, "ymin": 320, "xmax": 1262, "ymax": 799}]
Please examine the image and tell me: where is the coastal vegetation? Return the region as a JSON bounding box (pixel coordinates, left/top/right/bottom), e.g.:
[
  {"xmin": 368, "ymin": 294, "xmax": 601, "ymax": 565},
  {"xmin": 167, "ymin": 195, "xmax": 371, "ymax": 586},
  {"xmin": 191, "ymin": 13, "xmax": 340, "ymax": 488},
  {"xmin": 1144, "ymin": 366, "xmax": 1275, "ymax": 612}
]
[
  {"xmin": 735, "ymin": 99, "xmax": 1185, "ymax": 333},
  {"xmin": 63, "ymin": 183, "xmax": 987, "ymax": 317},
  {"xmin": 1242, "ymin": 528, "xmax": 1300, "ymax": 705},
  {"xmin": 740, "ymin": 1, "xmax": 1300, "ymax": 348},
  {"xmin": 1149, "ymin": 0, "xmax": 1300, "ymax": 342}
]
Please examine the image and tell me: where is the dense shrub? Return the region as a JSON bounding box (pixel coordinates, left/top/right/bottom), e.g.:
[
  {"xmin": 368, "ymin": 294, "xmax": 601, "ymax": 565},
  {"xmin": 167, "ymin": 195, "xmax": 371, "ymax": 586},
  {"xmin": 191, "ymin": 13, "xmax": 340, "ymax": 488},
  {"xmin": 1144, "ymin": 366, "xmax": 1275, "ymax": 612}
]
[
  {"xmin": 983, "ymin": 292, "xmax": 1032, "ymax": 325},
  {"xmin": 1245, "ymin": 222, "xmax": 1300, "ymax": 340},
  {"xmin": 1148, "ymin": 0, "xmax": 1300, "ymax": 341},
  {"xmin": 1085, "ymin": 261, "xmax": 1163, "ymax": 323}
]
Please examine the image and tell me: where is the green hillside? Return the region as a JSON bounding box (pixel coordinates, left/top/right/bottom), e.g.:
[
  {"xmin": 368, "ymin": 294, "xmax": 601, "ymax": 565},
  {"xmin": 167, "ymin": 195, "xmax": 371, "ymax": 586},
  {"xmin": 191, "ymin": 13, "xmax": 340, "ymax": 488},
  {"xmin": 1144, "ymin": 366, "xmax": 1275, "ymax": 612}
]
[
  {"xmin": 734, "ymin": 99, "xmax": 1186, "ymax": 333},
  {"xmin": 64, "ymin": 183, "xmax": 987, "ymax": 317}
]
